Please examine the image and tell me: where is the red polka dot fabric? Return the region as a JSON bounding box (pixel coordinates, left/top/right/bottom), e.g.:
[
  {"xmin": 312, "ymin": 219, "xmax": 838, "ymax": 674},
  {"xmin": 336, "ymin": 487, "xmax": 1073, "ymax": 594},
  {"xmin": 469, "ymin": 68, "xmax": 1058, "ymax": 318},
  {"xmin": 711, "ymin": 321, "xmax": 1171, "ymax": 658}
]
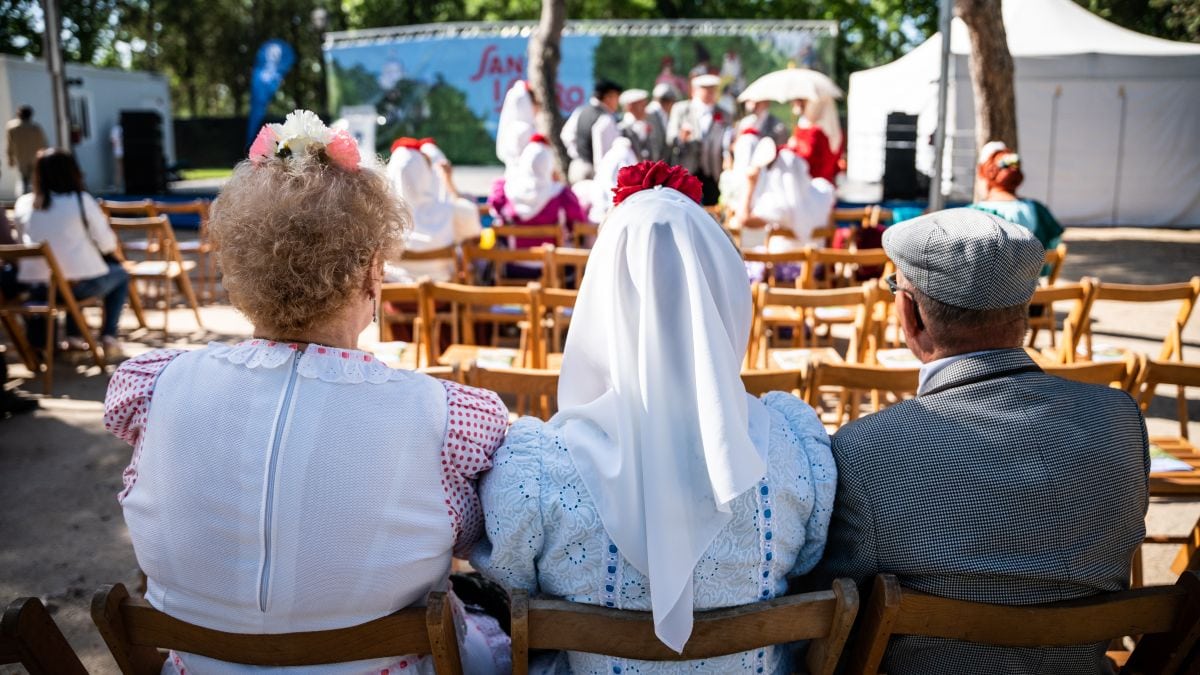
[
  {"xmin": 104, "ymin": 349, "xmax": 187, "ymax": 504},
  {"xmin": 438, "ymin": 380, "xmax": 508, "ymax": 557}
]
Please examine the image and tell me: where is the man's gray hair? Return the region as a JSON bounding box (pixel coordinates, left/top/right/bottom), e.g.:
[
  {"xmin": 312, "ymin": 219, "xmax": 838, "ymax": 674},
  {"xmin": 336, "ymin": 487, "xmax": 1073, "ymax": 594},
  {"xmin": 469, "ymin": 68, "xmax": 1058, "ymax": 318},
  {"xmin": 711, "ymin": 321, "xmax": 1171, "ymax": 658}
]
[{"xmin": 910, "ymin": 286, "xmax": 1029, "ymax": 346}]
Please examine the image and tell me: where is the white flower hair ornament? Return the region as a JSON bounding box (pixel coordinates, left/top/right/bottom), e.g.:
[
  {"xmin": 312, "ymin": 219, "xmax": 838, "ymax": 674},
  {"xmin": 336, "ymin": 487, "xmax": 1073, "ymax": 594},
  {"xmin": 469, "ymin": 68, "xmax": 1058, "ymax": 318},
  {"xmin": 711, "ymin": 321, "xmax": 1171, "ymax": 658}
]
[{"xmin": 248, "ymin": 109, "xmax": 360, "ymax": 171}]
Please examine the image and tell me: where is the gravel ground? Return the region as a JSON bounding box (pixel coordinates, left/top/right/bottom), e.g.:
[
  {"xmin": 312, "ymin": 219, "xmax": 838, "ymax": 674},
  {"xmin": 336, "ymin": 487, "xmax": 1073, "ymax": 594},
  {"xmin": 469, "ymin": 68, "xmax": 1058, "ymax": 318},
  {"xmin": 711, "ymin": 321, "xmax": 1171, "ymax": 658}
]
[{"xmin": 0, "ymin": 227, "xmax": 1197, "ymax": 673}]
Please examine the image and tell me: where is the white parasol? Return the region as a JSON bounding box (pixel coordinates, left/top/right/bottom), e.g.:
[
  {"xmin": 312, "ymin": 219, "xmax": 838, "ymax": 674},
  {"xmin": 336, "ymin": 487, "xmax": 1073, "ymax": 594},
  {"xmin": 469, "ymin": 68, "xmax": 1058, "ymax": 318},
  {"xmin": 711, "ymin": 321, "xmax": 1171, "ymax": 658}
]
[{"xmin": 738, "ymin": 67, "xmax": 843, "ymax": 104}]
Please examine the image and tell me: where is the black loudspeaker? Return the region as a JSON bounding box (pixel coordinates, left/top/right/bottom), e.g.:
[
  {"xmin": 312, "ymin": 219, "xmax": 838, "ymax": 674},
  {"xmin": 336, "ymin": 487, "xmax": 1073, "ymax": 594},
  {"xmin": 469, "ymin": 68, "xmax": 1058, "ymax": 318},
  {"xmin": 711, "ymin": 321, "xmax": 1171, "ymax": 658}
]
[
  {"xmin": 882, "ymin": 112, "xmax": 920, "ymax": 201},
  {"xmin": 121, "ymin": 110, "xmax": 166, "ymax": 194}
]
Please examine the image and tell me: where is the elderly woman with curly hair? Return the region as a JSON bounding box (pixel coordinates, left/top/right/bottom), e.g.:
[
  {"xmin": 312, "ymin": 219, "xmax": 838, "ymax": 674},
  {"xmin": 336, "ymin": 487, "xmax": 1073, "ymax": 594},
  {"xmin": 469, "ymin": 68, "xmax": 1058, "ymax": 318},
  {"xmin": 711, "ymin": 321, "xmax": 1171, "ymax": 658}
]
[{"xmin": 103, "ymin": 111, "xmax": 510, "ymax": 675}]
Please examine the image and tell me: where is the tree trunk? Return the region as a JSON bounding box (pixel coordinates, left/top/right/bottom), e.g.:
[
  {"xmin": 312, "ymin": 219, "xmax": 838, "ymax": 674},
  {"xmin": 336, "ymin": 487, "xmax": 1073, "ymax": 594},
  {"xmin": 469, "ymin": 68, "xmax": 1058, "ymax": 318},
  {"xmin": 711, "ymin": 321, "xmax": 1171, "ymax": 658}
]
[
  {"xmin": 956, "ymin": 0, "xmax": 1017, "ymax": 198},
  {"xmin": 527, "ymin": 0, "xmax": 569, "ymax": 173}
]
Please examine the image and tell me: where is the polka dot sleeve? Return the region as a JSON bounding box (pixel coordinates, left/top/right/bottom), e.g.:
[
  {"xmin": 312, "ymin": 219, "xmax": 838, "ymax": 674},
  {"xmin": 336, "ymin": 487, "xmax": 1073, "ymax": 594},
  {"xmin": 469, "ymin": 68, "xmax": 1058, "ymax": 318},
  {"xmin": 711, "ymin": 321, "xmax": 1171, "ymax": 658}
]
[
  {"xmin": 439, "ymin": 380, "xmax": 509, "ymax": 557},
  {"xmin": 104, "ymin": 349, "xmax": 186, "ymax": 503}
]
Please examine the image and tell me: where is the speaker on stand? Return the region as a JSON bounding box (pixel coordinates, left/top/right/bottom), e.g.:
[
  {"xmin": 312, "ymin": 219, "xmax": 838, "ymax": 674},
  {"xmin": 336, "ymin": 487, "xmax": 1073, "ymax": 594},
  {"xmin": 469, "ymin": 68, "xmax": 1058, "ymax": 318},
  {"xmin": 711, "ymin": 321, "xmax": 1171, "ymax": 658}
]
[
  {"xmin": 882, "ymin": 112, "xmax": 921, "ymax": 201},
  {"xmin": 120, "ymin": 110, "xmax": 166, "ymax": 195}
]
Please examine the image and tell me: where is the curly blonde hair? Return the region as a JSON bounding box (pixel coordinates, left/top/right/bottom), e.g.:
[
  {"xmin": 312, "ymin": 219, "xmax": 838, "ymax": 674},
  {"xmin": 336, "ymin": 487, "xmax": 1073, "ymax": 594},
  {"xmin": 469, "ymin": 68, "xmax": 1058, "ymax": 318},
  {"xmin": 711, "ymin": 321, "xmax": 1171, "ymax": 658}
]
[{"xmin": 209, "ymin": 151, "xmax": 409, "ymax": 335}]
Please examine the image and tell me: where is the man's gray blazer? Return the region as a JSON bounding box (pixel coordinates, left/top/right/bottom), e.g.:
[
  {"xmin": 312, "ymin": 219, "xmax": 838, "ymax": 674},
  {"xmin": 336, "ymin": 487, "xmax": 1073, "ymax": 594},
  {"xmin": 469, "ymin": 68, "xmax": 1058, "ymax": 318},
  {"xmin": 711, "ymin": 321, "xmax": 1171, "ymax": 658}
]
[{"xmin": 815, "ymin": 348, "xmax": 1149, "ymax": 674}]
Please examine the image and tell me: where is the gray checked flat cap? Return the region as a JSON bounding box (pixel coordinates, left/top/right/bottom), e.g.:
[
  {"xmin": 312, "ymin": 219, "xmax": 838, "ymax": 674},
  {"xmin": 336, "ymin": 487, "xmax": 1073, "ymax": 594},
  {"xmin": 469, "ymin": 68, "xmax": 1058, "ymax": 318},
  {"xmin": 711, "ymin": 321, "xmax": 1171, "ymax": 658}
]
[{"xmin": 882, "ymin": 208, "xmax": 1045, "ymax": 310}]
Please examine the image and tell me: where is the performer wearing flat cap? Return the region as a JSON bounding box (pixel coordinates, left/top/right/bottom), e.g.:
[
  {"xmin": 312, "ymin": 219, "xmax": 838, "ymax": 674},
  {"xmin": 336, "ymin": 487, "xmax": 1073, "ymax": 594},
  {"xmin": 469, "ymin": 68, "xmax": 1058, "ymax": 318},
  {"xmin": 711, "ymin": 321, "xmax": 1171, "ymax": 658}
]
[
  {"xmin": 667, "ymin": 73, "xmax": 730, "ymax": 205},
  {"xmin": 812, "ymin": 209, "xmax": 1149, "ymax": 675}
]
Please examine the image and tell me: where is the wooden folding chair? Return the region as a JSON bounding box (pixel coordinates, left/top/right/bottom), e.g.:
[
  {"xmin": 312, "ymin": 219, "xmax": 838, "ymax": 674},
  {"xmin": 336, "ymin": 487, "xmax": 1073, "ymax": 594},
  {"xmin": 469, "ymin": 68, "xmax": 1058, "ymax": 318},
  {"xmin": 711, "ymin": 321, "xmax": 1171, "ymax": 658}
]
[
  {"xmin": 740, "ymin": 368, "xmax": 805, "ymax": 397},
  {"xmin": 420, "ymin": 280, "xmax": 542, "ymax": 369},
  {"xmin": 742, "ymin": 246, "xmax": 810, "ymax": 288},
  {"xmin": 1083, "ymin": 277, "xmax": 1200, "ymax": 363},
  {"xmin": 2, "ymin": 596, "xmax": 89, "ymax": 675},
  {"xmin": 377, "ymin": 283, "xmax": 425, "ymax": 368},
  {"xmin": 843, "ymin": 572, "xmax": 1200, "ymax": 675},
  {"xmin": 1041, "ymin": 352, "xmax": 1141, "ymax": 390},
  {"xmin": 152, "ymin": 200, "xmax": 216, "ymax": 303},
  {"xmin": 461, "ymin": 241, "xmax": 548, "ymax": 287},
  {"xmin": 1135, "ymin": 514, "xmax": 1200, "ymax": 589},
  {"xmin": 399, "ymin": 244, "xmax": 460, "ymax": 278},
  {"xmin": 766, "ymin": 225, "xmax": 833, "ymax": 249},
  {"xmin": 0, "ymin": 243, "xmax": 106, "ymax": 392},
  {"xmin": 805, "ymin": 360, "xmax": 920, "ymax": 427},
  {"xmin": 536, "ymin": 287, "xmax": 577, "ymax": 368},
  {"xmin": 491, "ymin": 224, "xmax": 565, "ymax": 249},
  {"xmin": 542, "ymin": 245, "xmax": 590, "ymax": 289},
  {"xmin": 100, "ymin": 199, "xmax": 160, "ymax": 261},
  {"xmin": 467, "ymin": 363, "xmax": 559, "ymax": 421},
  {"xmin": 91, "ymin": 583, "xmax": 462, "ymax": 674},
  {"xmin": 1029, "ymin": 278, "xmax": 1099, "ymax": 364},
  {"xmin": 1043, "ymin": 243, "xmax": 1068, "ymax": 284},
  {"xmin": 109, "ymin": 216, "xmax": 204, "ymax": 336},
  {"xmin": 1134, "ymin": 359, "xmax": 1200, "ymax": 442},
  {"xmin": 509, "ymin": 580, "xmax": 858, "ymax": 675},
  {"xmin": 801, "ymin": 247, "xmax": 892, "ymax": 290},
  {"xmin": 751, "ymin": 283, "xmax": 877, "ymax": 369},
  {"xmin": 572, "ymin": 222, "xmax": 599, "ymax": 248}
]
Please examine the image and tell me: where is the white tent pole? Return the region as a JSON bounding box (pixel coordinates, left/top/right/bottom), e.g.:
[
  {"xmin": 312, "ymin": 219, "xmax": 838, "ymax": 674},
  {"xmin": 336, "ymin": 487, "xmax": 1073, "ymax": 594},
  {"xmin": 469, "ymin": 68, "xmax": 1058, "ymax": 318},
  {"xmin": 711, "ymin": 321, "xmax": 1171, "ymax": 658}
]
[
  {"xmin": 928, "ymin": 0, "xmax": 953, "ymax": 211},
  {"xmin": 40, "ymin": 0, "xmax": 73, "ymax": 147}
]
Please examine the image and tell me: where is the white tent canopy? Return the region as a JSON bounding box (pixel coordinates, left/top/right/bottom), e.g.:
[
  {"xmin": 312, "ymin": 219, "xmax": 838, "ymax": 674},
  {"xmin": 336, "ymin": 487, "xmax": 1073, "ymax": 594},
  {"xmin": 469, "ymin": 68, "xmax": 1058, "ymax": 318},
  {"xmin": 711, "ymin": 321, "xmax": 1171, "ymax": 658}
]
[{"xmin": 847, "ymin": 0, "xmax": 1200, "ymax": 226}]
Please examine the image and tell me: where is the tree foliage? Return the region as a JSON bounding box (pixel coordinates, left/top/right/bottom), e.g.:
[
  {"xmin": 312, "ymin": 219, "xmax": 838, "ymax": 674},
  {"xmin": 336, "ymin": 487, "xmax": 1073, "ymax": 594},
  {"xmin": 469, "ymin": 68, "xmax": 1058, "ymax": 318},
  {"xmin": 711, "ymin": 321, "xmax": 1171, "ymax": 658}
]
[{"xmin": 0, "ymin": 0, "xmax": 1193, "ymax": 118}]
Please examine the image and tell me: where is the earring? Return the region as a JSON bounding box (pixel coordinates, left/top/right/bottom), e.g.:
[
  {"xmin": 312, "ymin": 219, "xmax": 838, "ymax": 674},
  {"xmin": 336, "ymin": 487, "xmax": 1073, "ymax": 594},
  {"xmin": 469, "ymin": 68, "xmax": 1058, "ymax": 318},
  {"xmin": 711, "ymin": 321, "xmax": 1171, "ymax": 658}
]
[{"xmin": 371, "ymin": 293, "xmax": 378, "ymax": 322}]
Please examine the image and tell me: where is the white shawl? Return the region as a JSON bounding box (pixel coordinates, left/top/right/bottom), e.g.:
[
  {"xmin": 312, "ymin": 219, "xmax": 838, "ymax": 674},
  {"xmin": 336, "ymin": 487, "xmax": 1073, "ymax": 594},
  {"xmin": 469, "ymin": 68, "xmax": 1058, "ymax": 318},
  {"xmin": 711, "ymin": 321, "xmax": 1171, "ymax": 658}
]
[{"xmin": 551, "ymin": 186, "xmax": 770, "ymax": 653}]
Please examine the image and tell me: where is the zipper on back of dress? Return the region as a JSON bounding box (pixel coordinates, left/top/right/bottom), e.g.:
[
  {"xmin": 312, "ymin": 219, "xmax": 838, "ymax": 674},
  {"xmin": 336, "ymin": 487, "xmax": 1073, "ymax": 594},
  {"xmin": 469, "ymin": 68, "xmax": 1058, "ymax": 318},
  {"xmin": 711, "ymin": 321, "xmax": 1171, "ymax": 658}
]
[{"xmin": 258, "ymin": 349, "xmax": 303, "ymax": 612}]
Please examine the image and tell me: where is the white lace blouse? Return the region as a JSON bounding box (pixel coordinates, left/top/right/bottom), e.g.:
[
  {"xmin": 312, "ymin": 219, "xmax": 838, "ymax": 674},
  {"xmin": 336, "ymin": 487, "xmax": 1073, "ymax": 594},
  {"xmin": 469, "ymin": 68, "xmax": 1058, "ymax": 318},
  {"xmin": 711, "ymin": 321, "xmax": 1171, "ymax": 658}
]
[
  {"xmin": 104, "ymin": 340, "xmax": 509, "ymax": 675},
  {"xmin": 470, "ymin": 392, "xmax": 835, "ymax": 675}
]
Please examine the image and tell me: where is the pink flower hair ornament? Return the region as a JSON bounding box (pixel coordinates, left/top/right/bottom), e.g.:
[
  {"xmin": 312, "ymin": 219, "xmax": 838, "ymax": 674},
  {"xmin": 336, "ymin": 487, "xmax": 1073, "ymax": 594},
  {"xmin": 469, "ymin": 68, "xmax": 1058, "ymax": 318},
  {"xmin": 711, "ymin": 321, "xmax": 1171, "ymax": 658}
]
[{"xmin": 248, "ymin": 109, "xmax": 360, "ymax": 171}]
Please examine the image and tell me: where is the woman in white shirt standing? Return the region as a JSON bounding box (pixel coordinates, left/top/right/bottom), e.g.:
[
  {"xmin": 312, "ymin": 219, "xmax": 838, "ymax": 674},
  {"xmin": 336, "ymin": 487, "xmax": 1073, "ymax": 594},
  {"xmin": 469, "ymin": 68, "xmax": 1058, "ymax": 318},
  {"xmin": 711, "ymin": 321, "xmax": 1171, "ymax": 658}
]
[{"xmin": 13, "ymin": 148, "xmax": 128, "ymax": 358}]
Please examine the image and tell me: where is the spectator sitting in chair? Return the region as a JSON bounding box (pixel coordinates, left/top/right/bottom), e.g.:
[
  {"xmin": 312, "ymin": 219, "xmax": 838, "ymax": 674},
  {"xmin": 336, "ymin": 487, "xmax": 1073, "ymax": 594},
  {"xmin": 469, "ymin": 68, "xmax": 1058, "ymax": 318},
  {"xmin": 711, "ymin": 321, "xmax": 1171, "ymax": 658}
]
[
  {"xmin": 13, "ymin": 149, "xmax": 128, "ymax": 360},
  {"xmin": 812, "ymin": 208, "xmax": 1148, "ymax": 675}
]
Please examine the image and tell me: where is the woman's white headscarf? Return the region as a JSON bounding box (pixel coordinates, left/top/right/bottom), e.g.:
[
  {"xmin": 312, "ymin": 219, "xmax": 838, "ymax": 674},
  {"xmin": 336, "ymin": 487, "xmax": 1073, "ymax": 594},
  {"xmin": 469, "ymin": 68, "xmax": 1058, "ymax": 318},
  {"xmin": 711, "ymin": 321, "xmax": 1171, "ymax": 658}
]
[
  {"xmin": 731, "ymin": 129, "xmax": 760, "ymax": 172},
  {"xmin": 588, "ymin": 137, "xmax": 639, "ymax": 223},
  {"xmin": 387, "ymin": 147, "xmax": 456, "ymax": 250},
  {"xmin": 551, "ymin": 186, "xmax": 771, "ymax": 653},
  {"xmin": 503, "ymin": 139, "xmax": 564, "ymax": 220},
  {"xmin": 752, "ymin": 148, "xmax": 836, "ymax": 243},
  {"xmin": 496, "ymin": 81, "xmax": 536, "ymax": 170}
]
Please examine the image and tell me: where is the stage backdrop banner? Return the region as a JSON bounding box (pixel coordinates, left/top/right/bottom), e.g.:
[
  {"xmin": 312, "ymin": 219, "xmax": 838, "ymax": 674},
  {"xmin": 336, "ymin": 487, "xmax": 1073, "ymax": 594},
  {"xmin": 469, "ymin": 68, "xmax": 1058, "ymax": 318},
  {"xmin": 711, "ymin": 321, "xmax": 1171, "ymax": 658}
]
[{"xmin": 324, "ymin": 20, "xmax": 837, "ymax": 165}]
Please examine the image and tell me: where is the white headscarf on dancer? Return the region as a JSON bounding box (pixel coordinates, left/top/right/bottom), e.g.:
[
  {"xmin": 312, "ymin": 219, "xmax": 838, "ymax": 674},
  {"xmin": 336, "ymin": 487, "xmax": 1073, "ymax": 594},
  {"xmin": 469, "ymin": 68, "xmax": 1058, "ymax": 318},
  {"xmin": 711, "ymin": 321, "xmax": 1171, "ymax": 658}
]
[
  {"xmin": 552, "ymin": 182, "xmax": 771, "ymax": 653},
  {"xmin": 752, "ymin": 146, "xmax": 836, "ymax": 243},
  {"xmin": 503, "ymin": 136, "xmax": 564, "ymax": 221},
  {"xmin": 496, "ymin": 80, "xmax": 537, "ymax": 169},
  {"xmin": 731, "ymin": 129, "xmax": 760, "ymax": 172},
  {"xmin": 589, "ymin": 136, "xmax": 639, "ymax": 223},
  {"xmin": 387, "ymin": 145, "xmax": 456, "ymax": 249}
]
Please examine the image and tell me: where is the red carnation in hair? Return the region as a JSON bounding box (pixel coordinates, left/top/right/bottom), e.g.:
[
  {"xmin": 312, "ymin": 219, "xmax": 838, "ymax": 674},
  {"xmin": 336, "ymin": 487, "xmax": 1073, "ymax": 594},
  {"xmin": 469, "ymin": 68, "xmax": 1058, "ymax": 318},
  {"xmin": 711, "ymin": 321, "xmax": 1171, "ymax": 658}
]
[
  {"xmin": 390, "ymin": 137, "xmax": 424, "ymax": 153},
  {"xmin": 529, "ymin": 133, "xmax": 549, "ymax": 145},
  {"xmin": 740, "ymin": 127, "xmax": 759, "ymax": 136},
  {"xmin": 418, "ymin": 137, "xmax": 436, "ymax": 148},
  {"xmin": 612, "ymin": 161, "xmax": 704, "ymax": 207}
]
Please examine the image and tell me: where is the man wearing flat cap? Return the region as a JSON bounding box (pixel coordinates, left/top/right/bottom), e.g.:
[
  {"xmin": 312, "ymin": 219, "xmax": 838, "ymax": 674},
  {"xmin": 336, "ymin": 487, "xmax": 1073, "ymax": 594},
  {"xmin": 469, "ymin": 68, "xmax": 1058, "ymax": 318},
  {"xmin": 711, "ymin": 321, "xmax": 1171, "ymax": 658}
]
[
  {"xmin": 814, "ymin": 209, "xmax": 1148, "ymax": 674},
  {"xmin": 667, "ymin": 73, "xmax": 730, "ymax": 205}
]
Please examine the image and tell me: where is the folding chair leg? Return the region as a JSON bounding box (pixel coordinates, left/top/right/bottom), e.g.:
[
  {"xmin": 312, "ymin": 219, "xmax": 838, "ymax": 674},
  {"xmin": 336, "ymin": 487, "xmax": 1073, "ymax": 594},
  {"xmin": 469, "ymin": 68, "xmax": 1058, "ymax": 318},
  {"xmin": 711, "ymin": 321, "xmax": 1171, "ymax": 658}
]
[
  {"xmin": 59, "ymin": 289, "xmax": 106, "ymax": 370},
  {"xmin": 176, "ymin": 271, "xmax": 204, "ymax": 330},
  {"xmin": 162, "ymin": 278, "xmax": 172, "ymax": 336},
  {"xmin": 125, "ymin": 282, "xmax": 149, "ymax": 330},
  {"xmin": 1, "ymin": 314, "xmax": 39, "ymax": 373}
]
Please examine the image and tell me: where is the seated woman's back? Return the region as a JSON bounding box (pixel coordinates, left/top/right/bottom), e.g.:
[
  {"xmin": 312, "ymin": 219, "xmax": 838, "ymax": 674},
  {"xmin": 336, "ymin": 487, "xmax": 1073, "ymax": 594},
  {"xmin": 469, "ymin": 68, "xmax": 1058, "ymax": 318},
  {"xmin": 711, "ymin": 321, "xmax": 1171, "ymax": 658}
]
[
  {"xmin": 472, "ymin": 163, "xmax": 835, "ymax": 674},
  {"xmin": 105, "ymin": 112, "xmax": 508, "ymax": 675},
  {"xmin": 473, "ymin": 393, "xmax": 833, "ymax": 674}
]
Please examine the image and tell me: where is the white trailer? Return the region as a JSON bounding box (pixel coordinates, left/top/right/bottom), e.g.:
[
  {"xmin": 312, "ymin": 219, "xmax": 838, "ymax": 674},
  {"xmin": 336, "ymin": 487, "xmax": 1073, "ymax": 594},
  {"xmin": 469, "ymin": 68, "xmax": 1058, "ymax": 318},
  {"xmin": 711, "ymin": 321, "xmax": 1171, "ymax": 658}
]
[{"xmin": 0, "ymin": 55, "xmax": 174, "ymax": 200}]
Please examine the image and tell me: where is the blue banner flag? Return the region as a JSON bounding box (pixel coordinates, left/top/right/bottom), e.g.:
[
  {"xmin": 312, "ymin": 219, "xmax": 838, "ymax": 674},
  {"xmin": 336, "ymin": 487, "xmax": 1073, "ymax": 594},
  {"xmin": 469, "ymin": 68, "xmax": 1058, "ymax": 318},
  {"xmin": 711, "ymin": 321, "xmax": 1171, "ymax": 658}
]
[{"xmin": 246, "ymin": 40, "xmax": 296, "ymax": 146}]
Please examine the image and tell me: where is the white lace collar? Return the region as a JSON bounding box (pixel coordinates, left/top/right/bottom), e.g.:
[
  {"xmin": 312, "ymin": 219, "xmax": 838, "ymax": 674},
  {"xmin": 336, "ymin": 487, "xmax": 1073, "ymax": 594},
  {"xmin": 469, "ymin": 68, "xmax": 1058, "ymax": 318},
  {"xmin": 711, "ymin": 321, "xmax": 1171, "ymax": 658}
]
[{"xmin": 207, "ymin": 339, "xmax": 410, "ymax": 385}]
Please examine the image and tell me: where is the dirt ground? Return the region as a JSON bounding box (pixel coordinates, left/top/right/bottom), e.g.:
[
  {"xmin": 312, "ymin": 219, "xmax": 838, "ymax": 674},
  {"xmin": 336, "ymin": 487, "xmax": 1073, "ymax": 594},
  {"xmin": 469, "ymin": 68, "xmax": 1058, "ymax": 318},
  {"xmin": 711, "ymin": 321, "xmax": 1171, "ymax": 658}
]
[{"xmin": 0, "ymin": 226, "xmax": 1197, "ymax": 673}]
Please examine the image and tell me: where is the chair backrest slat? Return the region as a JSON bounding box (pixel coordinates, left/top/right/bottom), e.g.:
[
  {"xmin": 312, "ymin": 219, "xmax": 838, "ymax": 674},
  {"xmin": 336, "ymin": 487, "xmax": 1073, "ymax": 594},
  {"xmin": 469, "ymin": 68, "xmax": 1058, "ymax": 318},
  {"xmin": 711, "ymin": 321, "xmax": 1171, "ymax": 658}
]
[
  {"xmin": 844, "ymin": 572, "xmax": 1200, "ymax": 675},
  {"xmin": 741, "ymin": 369, "xmax": 805, "ymax": 396},
  {"xmin": 511, "ymin": 580, "xmax": 857, "ymax": 675},
  {"xmin": 2, "ymin": 597, "xmax": 89, "ymax": 675},
  {"xmin": 468, "ymin": 364, "xmax": 559, "ymax": 419},
  {"xmin": 92, "ymin": 583, "xmax": 463, "ymax": 674},
  {"xmin": 492, "ymin": 225, "xmax": 564, "ymax": 247}
]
